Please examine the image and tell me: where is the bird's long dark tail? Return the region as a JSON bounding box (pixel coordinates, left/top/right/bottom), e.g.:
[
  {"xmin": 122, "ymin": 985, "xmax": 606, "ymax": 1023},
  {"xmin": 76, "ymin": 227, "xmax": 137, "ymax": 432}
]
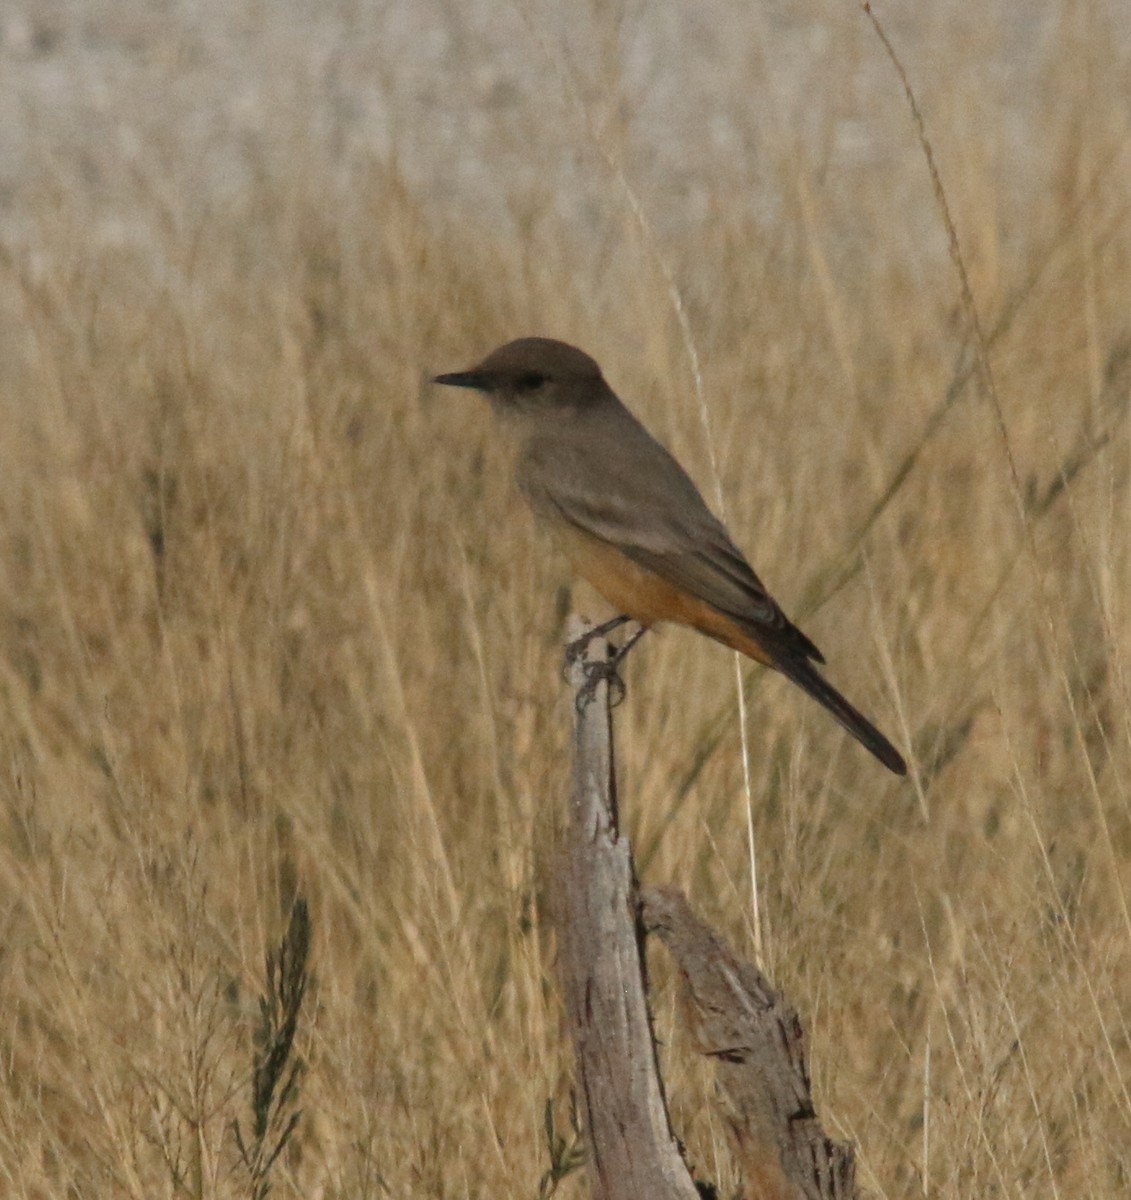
[{"xmin": 772, "ymin": 653, "xmax": 907, "ymax": 775}]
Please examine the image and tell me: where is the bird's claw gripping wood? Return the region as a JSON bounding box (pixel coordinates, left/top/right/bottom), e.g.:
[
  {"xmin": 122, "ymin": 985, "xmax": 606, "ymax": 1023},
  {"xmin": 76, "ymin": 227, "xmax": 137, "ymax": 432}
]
[
  {"xmin": 562, "ymin": 614, "xmax": 632, "ymax": 682},
  {"xmin": 575, "ymin": 658, "xmax": 628, "ymax": 712},
  {"xmin": 567, "ymin": 619, "xmax": 648, "ymax": 712}
]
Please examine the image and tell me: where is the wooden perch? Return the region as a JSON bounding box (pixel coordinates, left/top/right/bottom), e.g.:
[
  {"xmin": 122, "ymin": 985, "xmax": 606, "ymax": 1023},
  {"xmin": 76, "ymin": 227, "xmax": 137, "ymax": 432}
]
[
  {"xmin": 642, "ymin": 887, "xmax": 857, "ymax": 1200},
  {"xmin": 556, "ymin": 618, "xmax": 700, "ymax": 1200},
  {"xmin": 556, "ymin": 616, "xmax": 859, "ymax": 1200}
]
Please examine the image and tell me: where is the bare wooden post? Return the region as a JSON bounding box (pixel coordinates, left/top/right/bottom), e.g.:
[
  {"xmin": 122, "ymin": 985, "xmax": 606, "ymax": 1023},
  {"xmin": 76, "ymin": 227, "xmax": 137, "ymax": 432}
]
[
  {"xmin": 556, "ymin": 617, "xmax": 699, "ymax": 1200},
  {"xmin": 557, "ymin": 617, "xmax": 861, "ymax": 1200},
  {"xmin": 642, "ymin": 887, "xmax": 858, "ymax": 1200}
]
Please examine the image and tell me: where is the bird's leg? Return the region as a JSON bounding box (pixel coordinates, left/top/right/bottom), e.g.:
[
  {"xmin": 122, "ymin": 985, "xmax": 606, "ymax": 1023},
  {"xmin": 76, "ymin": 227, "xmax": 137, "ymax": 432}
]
[
  {"xmin": 609, "ymin": 624, "xmax": 648, "ymax": 670},
  {"xmin": 574, "ymin": 624, "xmax": 649, "ymax": 712},
  {"xmin": 563, "ymin": 614, "xmax": 632, "ymax": 673}
]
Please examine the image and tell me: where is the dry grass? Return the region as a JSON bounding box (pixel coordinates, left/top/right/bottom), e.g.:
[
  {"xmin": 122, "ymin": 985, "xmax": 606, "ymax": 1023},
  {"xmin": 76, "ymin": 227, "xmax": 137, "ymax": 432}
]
[{"xmin": 1, "ymin": 3, "xmax": 1130, "ymax": 1196}]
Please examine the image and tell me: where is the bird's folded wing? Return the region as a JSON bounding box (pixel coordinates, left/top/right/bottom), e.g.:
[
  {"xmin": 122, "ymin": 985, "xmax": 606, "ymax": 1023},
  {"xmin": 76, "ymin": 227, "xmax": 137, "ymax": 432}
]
[{"xmin": 520, "ymin": 427, "xmax": 823, "ymax": 664}]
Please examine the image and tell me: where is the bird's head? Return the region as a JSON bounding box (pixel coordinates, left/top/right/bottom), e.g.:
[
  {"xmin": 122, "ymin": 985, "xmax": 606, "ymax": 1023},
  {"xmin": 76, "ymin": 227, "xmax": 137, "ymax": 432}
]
[{"xmin": 433, "ymin": 338, "xmax": 608, "ymax": 416}]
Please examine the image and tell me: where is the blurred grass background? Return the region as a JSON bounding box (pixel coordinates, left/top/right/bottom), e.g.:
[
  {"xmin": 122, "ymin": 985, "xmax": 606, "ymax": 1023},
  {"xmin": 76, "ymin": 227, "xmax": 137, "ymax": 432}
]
[{"xmin": 1, "ymin": 1, "xmax": 1129, "ymax": 1196}]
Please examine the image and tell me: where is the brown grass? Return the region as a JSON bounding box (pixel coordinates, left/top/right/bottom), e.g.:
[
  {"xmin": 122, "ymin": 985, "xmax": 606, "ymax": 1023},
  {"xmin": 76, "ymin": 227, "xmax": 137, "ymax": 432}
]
[{"xmin": 1, "ymin": 3, "xmax": 1130, "ymax": 1196}]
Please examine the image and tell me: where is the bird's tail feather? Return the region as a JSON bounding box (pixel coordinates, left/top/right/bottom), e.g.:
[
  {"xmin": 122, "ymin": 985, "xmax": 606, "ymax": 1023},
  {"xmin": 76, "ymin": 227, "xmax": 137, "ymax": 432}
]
[{"xmin": 772, "ymin": 654, "xmax": 907, "ymax": 775}]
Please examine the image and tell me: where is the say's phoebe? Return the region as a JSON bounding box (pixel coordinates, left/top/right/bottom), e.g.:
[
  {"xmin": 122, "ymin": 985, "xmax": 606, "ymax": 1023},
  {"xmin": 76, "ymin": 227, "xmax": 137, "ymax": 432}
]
[{"xmin": 434, "ymin": 337, "xmax": 907, "ymax": 775}]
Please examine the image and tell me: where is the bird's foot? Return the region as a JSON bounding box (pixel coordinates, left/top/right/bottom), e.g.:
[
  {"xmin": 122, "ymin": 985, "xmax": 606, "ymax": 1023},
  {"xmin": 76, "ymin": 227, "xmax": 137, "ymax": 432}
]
[
  {"xmin": 562, "ymin": 614, "xmax": 631, "ymax": 681},
  {"xmin": 574, "ymin": 658, "xmax": 628, "ymax": 712}
]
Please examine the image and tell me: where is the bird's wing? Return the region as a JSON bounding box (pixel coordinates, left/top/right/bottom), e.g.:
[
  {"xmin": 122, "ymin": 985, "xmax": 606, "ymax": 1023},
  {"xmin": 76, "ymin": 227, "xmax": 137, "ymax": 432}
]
[{"xmin": 519, "ymin": 412, "xmax": 823, "ymax": 664}]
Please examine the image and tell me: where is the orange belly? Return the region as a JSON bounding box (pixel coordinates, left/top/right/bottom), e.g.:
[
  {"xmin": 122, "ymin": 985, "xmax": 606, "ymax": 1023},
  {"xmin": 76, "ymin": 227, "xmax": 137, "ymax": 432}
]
[{"xmin": 557, "ymin": 523, "xmax": 774, "ymax": 668}]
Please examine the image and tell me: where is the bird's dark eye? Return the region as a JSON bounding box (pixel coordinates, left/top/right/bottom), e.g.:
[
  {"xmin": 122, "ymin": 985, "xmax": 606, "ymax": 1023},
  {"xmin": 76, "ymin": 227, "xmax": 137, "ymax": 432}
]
[{"xmin": 515, "ymin": 371, "xmax": 547, "ymax": 391}]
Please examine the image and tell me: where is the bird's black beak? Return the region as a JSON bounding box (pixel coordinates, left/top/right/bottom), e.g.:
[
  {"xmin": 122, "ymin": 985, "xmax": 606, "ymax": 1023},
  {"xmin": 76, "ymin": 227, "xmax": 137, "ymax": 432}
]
[{"xmin": 432, "ymin": 369, "xmax": 493, "ymax": 391}]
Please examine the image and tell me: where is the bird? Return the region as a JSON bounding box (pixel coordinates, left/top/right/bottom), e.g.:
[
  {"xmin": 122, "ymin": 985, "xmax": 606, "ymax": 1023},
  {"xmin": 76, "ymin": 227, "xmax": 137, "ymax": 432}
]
[{"xmin": 433, "ymin": 337, "xmax": 906, "ymax": 775}]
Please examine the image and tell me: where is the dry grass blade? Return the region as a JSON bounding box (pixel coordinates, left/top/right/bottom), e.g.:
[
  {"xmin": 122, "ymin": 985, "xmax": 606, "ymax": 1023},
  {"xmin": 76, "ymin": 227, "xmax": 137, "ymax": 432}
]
[
  {"xmin": 535, "ymin": 1096, "xmax": 586, "ymax": 1200},
  {"xmin": 233, "ymin": 898, "xmax": 312, "ymax": 1200}
]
